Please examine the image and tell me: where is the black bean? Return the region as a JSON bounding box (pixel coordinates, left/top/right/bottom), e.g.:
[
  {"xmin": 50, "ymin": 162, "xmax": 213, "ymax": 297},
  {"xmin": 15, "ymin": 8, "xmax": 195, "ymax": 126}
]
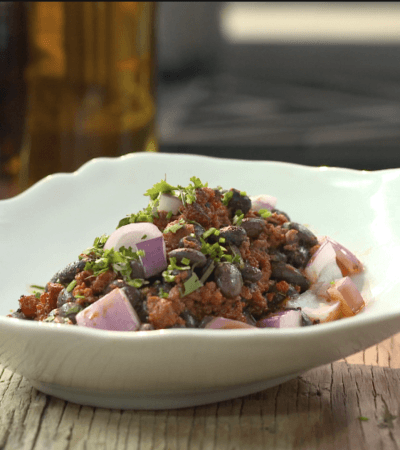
[
  {"xmin": 9, "ymin": 310, "xmax": 27, "ymax": 320},
  {"xmin": 168, "ymin": 248, "xmax": 207, "ymax": 268},
  {"xmin": 241, "ymin": 218, "xmax": 265, "ymax": 239},
  {"xmin": 103, "ymin": 279, "xmax": 126, "ymax": 295},
  {"xmin": 59, "ymin": 302, "xmax": 83, "ymax": 324},
  {"xmin": 269, "ymin": 250, "xmax": 287, "ymax": 263},
  {"xmin": 285, "ymin": 246, "xmax": 311, "ymax": 269},
  {"xmin": 272, "ymin": 209, "xmax": 290, "ymax": 221},
  {"xmin": 241, "ymin": 263, "xmax": 263, "ymax": 283},
  {"xmin": 301, "ymin": 311, "xmax": 313, "ymax": 326},
  {"xmin": 282, "ymin": 222, "xmax": 318, "ymax": 247},
  {"xmin": 214, "ymin": 262, "xmax": 243, "ymax": 298},
  {"xmin": 129, "ymin": 260, "xmax": 145, "ymax": 279},
  {"xmin": 57, "ymin": 288, "xmax": 75, "ymax": 308},
  {"xmin": 49, "ymin": 260, "xmax": 86, "ymax": 285},
  {"xmin": 198, "ymin": 257, "xmax": 216, "ymax": 282},
  {"xmin": 193, "ymin": 223, "xmax": 205, "ymax": 239},
  {"xmin": 227, "ymin": 189, "xmax": 252, "ymax": 216},
  {"xmin": 198, "ymin": 316, "xmax": 214, "ymax": 328},
  {"xmin": 286, "ymin": 285, "xmax": 300, "ymax": 298},
  {"xmin": 181, "ymin": 310, "xmax": 199, "ymax": 328},
  {"xmin": 266, "ymin": 286, "xmax": 287, "ymax": 311},
  {"xmin": 270, "ymin": 261, "xmax": 310, "ymax": 292},
  {"xmin": 121, "ymin": 285, "xmax": 142, "ymax": 310},
  {"xmin": 218, "ymin": 226, "xmax": 247, "ymax": 247},
  {"xmin": 226, "ymin": 244, "xmax": 245, "ymax": 269},
  {"xmin": 136, "ymin": 298, "xmax": 148, "ymax": 323},
  {"xmin": 243, "ymin": 309, "xmax": 257, "ymax": 326}
]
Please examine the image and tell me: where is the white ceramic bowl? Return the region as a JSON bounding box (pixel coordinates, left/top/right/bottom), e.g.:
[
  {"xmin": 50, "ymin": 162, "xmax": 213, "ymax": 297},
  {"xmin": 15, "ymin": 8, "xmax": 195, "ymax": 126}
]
[{"xmin": 1, "ymin": 153, "xmax": 399, "ymax": 410}]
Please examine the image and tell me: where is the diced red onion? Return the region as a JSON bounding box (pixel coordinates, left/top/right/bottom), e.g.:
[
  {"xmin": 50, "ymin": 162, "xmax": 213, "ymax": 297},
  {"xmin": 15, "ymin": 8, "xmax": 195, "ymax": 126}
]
[
  {"xmin": 327, "ymin": 276, "xmax": 365, "ymax": 317},
  {"xmin": 285, "ymin": 290, "xmax": 341, "ymax": 323},
  {"xmin": 136, "ymin": 236, "xmax": 167, "ymax": 278},
  {"xmin": 203, "ymin": 317, "xmax": 256, "ymax": 329},
  {"xmin": 250, "ymin": 194, "xmax": 277, "ymax": 212},
  {"xmin": 305, "ymin": 240, "xmax": 342, "ymax": 283},
  {"xmin": 157, "ymin": 193, "xmax": 183, "ymax": 214},
  {"xmin": 256, "ymin": 309, "xmax": 302, "ymax": 328},
  {"xmin": 104, "ymin": 223, "xmax": 167, "ymax": 278},
  {"xmin": 324, "ymin": 237, "xmax": 363, "ymax": 275},
  {"xmin": 76, "ymin": 288, "xmax": 141, "ymax": 331}
]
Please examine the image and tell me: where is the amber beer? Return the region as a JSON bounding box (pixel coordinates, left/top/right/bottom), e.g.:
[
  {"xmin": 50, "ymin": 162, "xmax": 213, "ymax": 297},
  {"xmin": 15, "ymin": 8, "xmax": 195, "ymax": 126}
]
[{"xmin": 8, "ymin": 2, "xmax": 157, "ymax": 191}]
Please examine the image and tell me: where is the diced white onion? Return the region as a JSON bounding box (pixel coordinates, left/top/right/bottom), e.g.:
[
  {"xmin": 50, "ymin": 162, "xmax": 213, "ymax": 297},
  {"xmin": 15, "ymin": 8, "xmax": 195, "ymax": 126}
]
[
  {"xmin": 104, "ymin": 223, "xmax": 167, "ymax": 278},
  {"xmin": 157, "ymin": 193, "xmax": 183, "ymax": 214}
]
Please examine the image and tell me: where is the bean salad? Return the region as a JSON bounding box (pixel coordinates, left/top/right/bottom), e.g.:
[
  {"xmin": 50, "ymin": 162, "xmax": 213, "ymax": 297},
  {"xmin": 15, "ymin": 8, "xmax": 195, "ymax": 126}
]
[{"xmin": 9, "ymin": 177, "xmax": 365, "ymax": 331}]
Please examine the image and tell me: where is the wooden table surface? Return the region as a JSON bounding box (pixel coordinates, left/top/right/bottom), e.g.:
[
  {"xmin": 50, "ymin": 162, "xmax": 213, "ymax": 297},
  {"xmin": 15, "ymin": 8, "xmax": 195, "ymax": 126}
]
[
  {"xmin": 1, "ymin": 337, "xmax": 400, "ymax": 450},
  {"xmin": 2, "ymin": 179, "xmax": 400, "ymax": 450}
]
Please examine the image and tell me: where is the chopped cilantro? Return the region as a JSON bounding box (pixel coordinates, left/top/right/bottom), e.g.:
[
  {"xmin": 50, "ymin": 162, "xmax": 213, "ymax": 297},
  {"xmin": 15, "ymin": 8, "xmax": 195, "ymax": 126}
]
[
  {"xmin": 80, "ymin": 234, "xmax": 110, "ymax": 259},
  {"xmin": 181, "ymin": 257, "xmax": 191, "ymax": 266},
  {"xmin": 222, "ymin": 190, "xmax": 233, "ymax": 206},
  {"xmin": 233, "ymin": 212, "xmax": 244, "ymax": 226},
  {"xmin": 144, "ymin": 180, "xmax": 178, "ymax": 200},
  {"xmin": 163, "ymin": 219, "xmax": 186, "ymax": 234},
  {"xmin": 182, "ymin": 272, "xmax": 203, "ymax": 297},
  {"xmin": 200, "ymin": 238, "xmax": 228, "ymax": 262},
  {"xmin": 189, "ymin": 176, "xmax": 204, "ymax": 188},
  {"xmin": 159, "ymin": 288, "xmax": 169, "ymax": 299},
  {"xmin": 34, "ymin": 292, "xmax": 41, "ymax": 299},
  {"xmin": 141, "ymin": 234, "xmax": 147, "ymax": 240},
  {"xmin": 162, "ymin": 272, "xmax": 176, "ymax": 283},
  {"xmin": 81, "ymin": 240, "xmax": 145, "ymax": 288},
  {"xmin": 30, "ymin": 284, "xmax": 45, "ymax": 291},
  {"xmin": 259, "ymin": 208, "xmax": 272, "ymax": 219},
  {"xmin": 126, "ymin": 279, "xmax": 145, "ymax": 288},
  {"xmin": 202, "ymin": 227, "xmax": 217, "ymax": 239},
  {"xmin": 66, "ymin": 280, "xmax": 77, "ymax": 292},
  {"xmin": 168, "ymin": 257, "xmax": 190, "ymax": 272},
  {"xmin": 162, "ymin": 257, "xmax": 191, "ymax": 283}
]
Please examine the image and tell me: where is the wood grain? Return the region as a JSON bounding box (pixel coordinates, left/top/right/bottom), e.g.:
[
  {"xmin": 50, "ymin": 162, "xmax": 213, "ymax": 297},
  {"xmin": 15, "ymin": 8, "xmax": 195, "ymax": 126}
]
[{"xmin": 1, "ymin": 335, "xmax": 400, "ymax": 450}]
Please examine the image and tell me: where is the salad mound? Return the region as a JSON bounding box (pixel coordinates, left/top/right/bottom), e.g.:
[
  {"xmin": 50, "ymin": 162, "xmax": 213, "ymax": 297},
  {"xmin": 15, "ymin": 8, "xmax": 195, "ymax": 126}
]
[{"xmin": 9, "ymin": 177, "xmax": 365, "ymax": 331}]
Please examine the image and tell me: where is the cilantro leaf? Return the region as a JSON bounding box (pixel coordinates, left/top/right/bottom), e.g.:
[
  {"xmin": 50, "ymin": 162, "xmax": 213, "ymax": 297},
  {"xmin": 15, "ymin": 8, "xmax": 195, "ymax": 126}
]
[
  {"xmin": 144, "ymin": 180, "xmax": 178, "ymax": 200},
  {"xmin": 163, "ymin": 219, "xmax": 186, "ymax": 234},
  {"xmin": 182, "ymin": 272, "xmax": 203, "ymax": 297}
]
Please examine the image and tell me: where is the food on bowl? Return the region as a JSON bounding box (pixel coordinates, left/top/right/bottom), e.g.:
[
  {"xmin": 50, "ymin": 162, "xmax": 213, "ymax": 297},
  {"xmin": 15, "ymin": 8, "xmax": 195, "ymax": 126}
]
[{"xmin": 9, "ymin": 176, "xmax": 365, "ymax": 331}]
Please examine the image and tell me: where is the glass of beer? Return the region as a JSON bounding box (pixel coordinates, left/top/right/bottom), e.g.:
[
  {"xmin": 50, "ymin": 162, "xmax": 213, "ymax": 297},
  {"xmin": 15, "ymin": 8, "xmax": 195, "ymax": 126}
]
[{"xmin": 0, "ymin": 2, "xmax": 157, "ymax": 192}]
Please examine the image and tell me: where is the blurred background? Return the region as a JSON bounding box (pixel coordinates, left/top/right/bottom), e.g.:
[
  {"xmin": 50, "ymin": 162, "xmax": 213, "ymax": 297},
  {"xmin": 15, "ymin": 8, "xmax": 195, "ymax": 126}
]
[
  {"xmin": 157, "ymin": 2, "xmax": 400, "ymax": 169},
  {"xmin": 2, "ymin": 2, "xmax": 400, "ymax": 198}
]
